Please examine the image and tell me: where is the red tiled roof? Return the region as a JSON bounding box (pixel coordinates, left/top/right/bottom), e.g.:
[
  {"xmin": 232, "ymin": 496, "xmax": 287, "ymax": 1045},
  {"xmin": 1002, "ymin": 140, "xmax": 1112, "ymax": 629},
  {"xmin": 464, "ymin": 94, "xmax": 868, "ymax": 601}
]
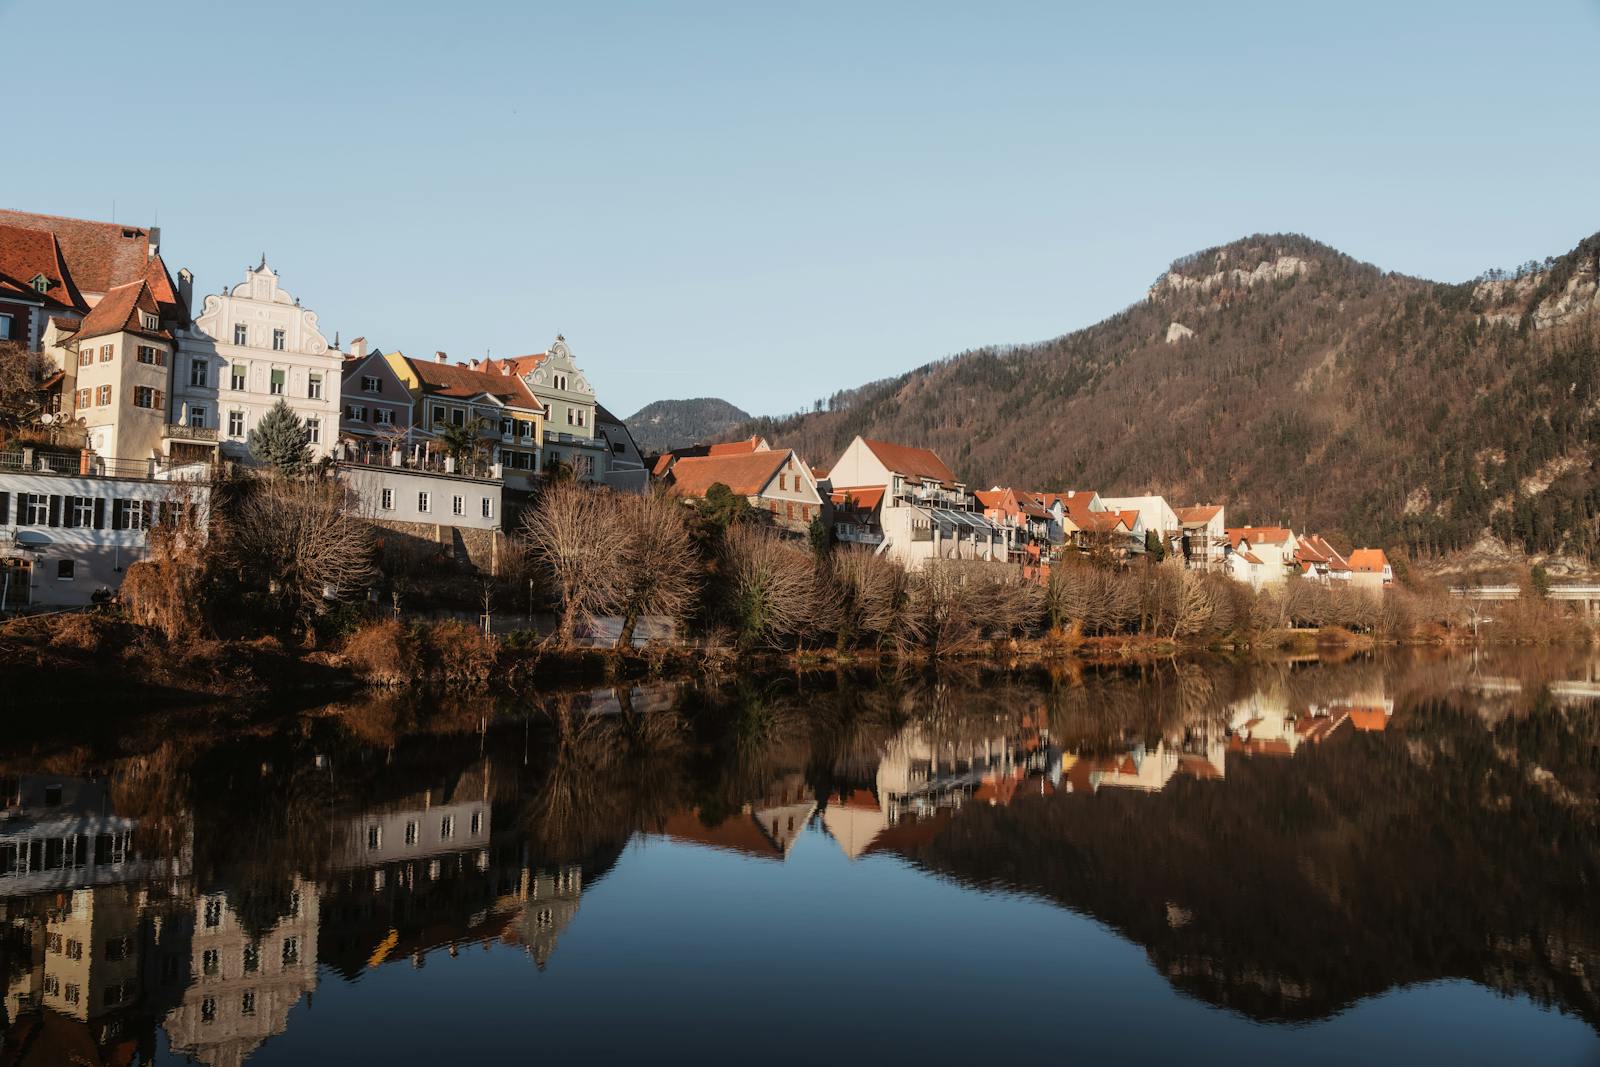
[
  {"xmin": 1174, "ymin": 504, "xmax": 1223, "ymax": 526},
  {"xmin": 0, "ymin": 224, "xmax": 85, "ymax": 311},
  {"xmin": 1348, "ymin": 706, "xmax": 1389, "ymax": 732},
  {"xmin": 142, "ymin": 251, "xmax": 187, "ymax": 321},
  {"xmin": 1238, "ymin": 550, "xmax": 1264, "ymax": 565},
  {"xmin": 831, "ymin": 486, "xmax": 885, "ymax": 512},
  {"xmin": 668, "ymin": 449, "xmax": 794, "ymax": 498},
  {"xmin": 1227, "ymin": 525, "xmax": 1293, "ymax": 548},
  {"xmin": 1080, "ymin": 510, "xmax": 1128, "ymax": 534},
  {"xmin": 75, "ymin": 280, "xmax": 167, "ymax": 341},
  {"xmin": 0, "ymin": 209, "xmax": 154, "ymax": 297},
  {"xmin": 862, "ymin": 438, "xmax": 957, "ymax": 485},
  {"xmin": 49, "ymin": 315, "xmax": 82, "ymax": 333},
  {"xmin": 408, "ymin": 357, "xmax": 540, "ymax": 409},
  {"xmin": 1348, "ymin": 548, "xmax": 1389, "ymax": 573},
  {"xmin": 706, "ymin": 435, "xmax": 766, "ymax": 456},
  {"xmin": 495, "ymin": 352, "xmax": 548, "ymax": 378}
]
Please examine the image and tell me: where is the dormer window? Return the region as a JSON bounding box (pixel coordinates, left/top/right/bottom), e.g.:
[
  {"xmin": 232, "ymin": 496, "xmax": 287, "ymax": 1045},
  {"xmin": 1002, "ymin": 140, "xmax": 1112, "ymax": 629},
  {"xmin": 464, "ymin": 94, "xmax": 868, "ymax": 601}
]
[
  {"xmin": 141, "ymin": 312, "xmax": 158, "ymax": 331},
  {"xmin": 31, "ymin": 274, "xmax": 50, "ymax": 293}
]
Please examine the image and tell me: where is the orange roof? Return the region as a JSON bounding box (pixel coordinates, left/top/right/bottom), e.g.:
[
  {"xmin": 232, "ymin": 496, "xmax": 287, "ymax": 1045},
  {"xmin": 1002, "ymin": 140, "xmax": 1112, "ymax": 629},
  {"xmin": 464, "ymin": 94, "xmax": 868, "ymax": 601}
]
[
  {"xmin": 1080, "ymin": 510, "xmax": 1128, "ymax": 534},
  {"xmin": 1174, "ymin": 504, "xmax": 1223, "ymax": 526},
  {"xmin": 0, "ymin": 209, "xmax": 155, "ymax": 297},
  {"xmin": 495, "ymin": 352, "xmax": 549, "ymax": 378},
  {"xmin": 862, "ymin": 437, "xmax": 957, "ymax": 485},
  {"xmin": 1238, "ymin": 550, "xmax": 1264, "ymax": 565},
  {"xmin": 1348, "ymin": 706, "xmax": 1389, "ymax": 732},
  {"xmin": 831, "ymin": 486, "xmax": 885, "ymax": 511},
  {"xmin": 409, "ymin": 358, "xmax": 541, "ymax": 409},
  {"xmin": 1348, "ymin": 548, "xmax": 1389, "ymax": 573},
  {"xmin": 1227, "ymin": 525, "xmax": 1293, "ymax": 548},
  {"xmin": 0, "ymin": 223, "xmax": 85, "ymax": 310},
  {"xmin": 655, "ymin": 809, "xmax": 784, "ymax": 860},
  {"xmin": 75, "ymin": 280, "xmax": 167, "ymax": 341},
  {"xmin": 668, "ymin": 449, "xmax": 794, "ymax": 497},
  {"xmin": 707, "ymin": 435, "xmax": 767, "ymax": 456}
]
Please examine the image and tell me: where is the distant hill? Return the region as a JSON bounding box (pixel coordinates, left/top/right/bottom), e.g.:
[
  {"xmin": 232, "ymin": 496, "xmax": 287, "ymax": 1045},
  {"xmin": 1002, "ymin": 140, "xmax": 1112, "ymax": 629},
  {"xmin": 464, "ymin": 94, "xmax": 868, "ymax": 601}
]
[
  {"xmin": 734, "ymin": 231, "xmax": 1600, "ymax": 564},
  {"xmin": 625, "ymin": 397, "xmax": 752, "ymax": 455}
]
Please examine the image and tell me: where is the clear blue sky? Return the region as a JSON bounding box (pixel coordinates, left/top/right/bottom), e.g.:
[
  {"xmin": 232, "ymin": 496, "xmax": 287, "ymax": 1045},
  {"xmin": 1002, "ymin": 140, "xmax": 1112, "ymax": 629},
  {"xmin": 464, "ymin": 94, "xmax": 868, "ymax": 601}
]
[{"xmin": 7, "ymin": 1, "xmax": 1599, "ymax": 418}]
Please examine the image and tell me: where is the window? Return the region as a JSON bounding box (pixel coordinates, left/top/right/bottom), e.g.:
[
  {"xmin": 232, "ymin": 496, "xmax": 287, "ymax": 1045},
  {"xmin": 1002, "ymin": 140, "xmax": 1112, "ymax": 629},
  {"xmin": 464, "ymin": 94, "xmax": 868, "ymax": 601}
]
[
  {"xmin": 367, "ymin": 824, "xmax": 382, "ymax": 849},
  {"xmin": 46, "ymin": 932, "xmax": 63, "ymax": 954},
  {"xmin": 374, "ymin": 409, "xmax": 393, "ymax": 425},
  {"xmin": 404, "ymin": 821, "xmax": 419, "ymax": 846},
  {"xmin": 228, "ymin": 410, "xmax": 244, "ymax": 436},
  {"xmin": 100, "ymin": 344, "xmax": 113, "ymax": 362},
  {"xmin": 243, "ymin": 943, "xmax": 259, "ymax": 973},
  {"xmin": 116, "ymin": 499, "xmax": 149, "ymax": 530},
  {"xmin": 380, "ymin": 488, "xmax": 394, "ymax": 511},
  {"xmin": 779, "ymin": 473, "xmax": 787, "ymax": 490},
  {"xmin": 70, "ymin": 497, "xmax": 92, "ymax": 526},
  {"xmin": 141, "ymin": 311, "xmax": 158, "ymax": 330},
  {"xmin": 26, "ymin": 494, "xmax": 49, "ymax": 524},
  {"xmin": 306, "ymin": 417, "xmax": 320, "ymax": 444},
  {"xmin": 204, "ymin": 897, "xmax": 223, "ymax": 928},
  {"xmin": 242, "ymin": 991, "xmax": 256, "ymax": 1016},
  {"xmin": 440, "ymin": 815, "xmax": 454, "ymax": 840},
  {"xmin": 481, "ymin": 497, "xmax": 492, "ymax": 519},
  {"xmin": 362, "ymin": 375, "xmax": 380, "ymax": 393},
  {"xmin": 188, "ymin": 406, "xmax": 206, "ymax": 429},
  {"xmin": 79, "ymin": 347, "xmax": 93, "ymax": 367},
  {"xmin": 66, "ymin": 939, "xmax": 82, "ymax": 961},
  {"xmin": 269, "ymin": 368, "xmax": 285, "ymax": 395},
  {"xmin": 201, "ymin": 996, "xmax": 216, "ymax": 1023},
  {"xmin": 134, "ymin": 386, "xmax": 160, "ymax": 409},
  {"xmin": 233, "ymin": 323, "xmax": 248, "ymax": 345},
  {"xmin": 431, "ymin": 405, "xmax": 445, "ymax": 426},
  {"xmin": 43, "ymin": 975, "xmax": 60, "ymax": 997},
  {"xmin": 106, "ymin": 936, "xmax": 132, "ymax": 962},
  {"xmin": 272, "ymin": 328, "xmax": 286, "ymax": 351},
  {"xmin": 0, "ymin": 313, "xmax": 10, "ymax": 340},
  {"xmin": 308, "ymin": 373, "xmax": 322, "ymax": 399},
  {"xmin": 470, "ymin": 811, "xmax": 482, "ymax": 835},
  {"xmin": 282, "ymin": 938, "xmax": 299, "ymax": 966},
  {"xmin": 499, "ymin": 417, "xmax": 512, "ymax": 437},
  {"xmin": 190, "ymin": 358, "xmax": 208, "ymax": 387},
  {"xmin": 346, "ymin": 404, "xmax": 366, "ymax": 422},
  {"xmin": 566, "ymin": 408, "xmax": 574, "ymax": 426},
  {"xmin": 289, "ymin": 890, "xmax": 301, "ymax": 917},
  {"xmin": 203, "ymin": 949, "xmax": 220, "ymax": 976},
  {"xmin": 417, "ymin": 492, "xmax": 430, "ymax": 514},
  {"xmin": 137, "ymin": 344, "xmax": 164, "ymax": 366},
  {"xmin": 451, "ymin": 408, "xmax": 465, "ymax": 427},
  {"xmin": 96, "ymin": 384, "xmax": 112, "ymax": 406},
  {"xmin": 231, "ymin": 363, "xmax": 247, "ymax": 390},
  {"xmin": 64, "ymin": 984, "xmax": 81, "ymax": 1006},
  {"xmin": 76, "ymin": 388, "xmax": 92, "ymax": 410},
  {"xmin": 577, "ymin": 409, "xmax": 586, "ymax": 427},
  {"xmin": 451, "ymin": 495, "xmax": 463, "ymax": 517}
]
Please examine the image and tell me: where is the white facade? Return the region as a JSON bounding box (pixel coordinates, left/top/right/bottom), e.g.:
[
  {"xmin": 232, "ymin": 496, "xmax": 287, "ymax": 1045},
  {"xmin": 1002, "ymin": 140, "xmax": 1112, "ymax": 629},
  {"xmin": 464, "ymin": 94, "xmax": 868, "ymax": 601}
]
[
  {"xmin": 337, "ymin": 463, "xmax": 502, "ymax": 530},
  {"xmin": 175, "ymin": 261, "xmax": 342, "ymax": 461},
  {"xmin": 1100, "ymin": 495, "xmax": 1180, "ymax": 548},
  {"xmin": 0, "ymin": 461, "xmax": 209, "ymax": 608}
]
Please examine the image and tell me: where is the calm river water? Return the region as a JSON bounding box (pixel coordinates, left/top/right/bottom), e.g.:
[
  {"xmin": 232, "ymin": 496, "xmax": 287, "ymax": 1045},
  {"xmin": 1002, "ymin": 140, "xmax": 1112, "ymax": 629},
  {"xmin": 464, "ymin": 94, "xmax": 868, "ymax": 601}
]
[{"xmin": 3, "ymin": 650, "xmax": 1599, "ymax": 1065}]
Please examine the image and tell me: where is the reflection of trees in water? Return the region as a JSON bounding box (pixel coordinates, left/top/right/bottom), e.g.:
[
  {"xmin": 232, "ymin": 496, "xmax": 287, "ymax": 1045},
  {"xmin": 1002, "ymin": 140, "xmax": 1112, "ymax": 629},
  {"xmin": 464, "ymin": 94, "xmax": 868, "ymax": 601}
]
[
  {"xmin": 1044, "ymin": 660, "xmax": 1251, "ymax": 753},
  {"xmin": 909, "ymin": 691, "xmax": 1600, "ymax": 1029}
]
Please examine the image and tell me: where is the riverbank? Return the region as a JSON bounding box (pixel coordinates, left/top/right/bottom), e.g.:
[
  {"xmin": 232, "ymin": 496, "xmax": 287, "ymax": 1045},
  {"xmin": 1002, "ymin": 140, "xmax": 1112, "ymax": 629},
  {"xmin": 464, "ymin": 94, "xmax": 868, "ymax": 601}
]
[{"xmin": 1, "ymin": 605, "xmax": 1538, "ymax": 710}]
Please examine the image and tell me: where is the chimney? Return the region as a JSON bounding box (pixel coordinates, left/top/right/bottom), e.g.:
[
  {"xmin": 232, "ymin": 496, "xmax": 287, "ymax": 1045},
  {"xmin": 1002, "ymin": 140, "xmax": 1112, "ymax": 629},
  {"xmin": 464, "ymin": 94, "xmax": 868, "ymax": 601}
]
[
  {"xmin": 148, "ymin": 226, "xmax": 161, "ymax": 254},
  {"xmin": 178, "ymin": 268, "xmax": 193, "ymax": 312},
  {"xmin": 469, "ymin": 358, "xmax": 481, "ymax": 369},
  {"xmin": 435, "ymin": 351, "xmax": 448, "ymax": 363},
  {"xmin": 350, "ymin": 336, "xmax": 367, "ymax": 359}
]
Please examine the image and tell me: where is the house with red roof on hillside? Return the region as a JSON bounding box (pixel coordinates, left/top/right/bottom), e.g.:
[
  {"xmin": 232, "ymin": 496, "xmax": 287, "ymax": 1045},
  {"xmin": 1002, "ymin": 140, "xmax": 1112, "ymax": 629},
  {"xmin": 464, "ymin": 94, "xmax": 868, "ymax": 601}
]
[
  {"xmin": 825, "ymin": 435, "xmax": 1009, "ymax": 566},
  {"xmin": 664, "ymin": 447, "xmax": 822, "ymax": 532},
  {"xmin": 1174, "ymin": 504, "xmax": 1227, "ymax": 570},
  {"xmin": 1347, "ymin": 547, "xmax": 1393, "ymax": 590},
  {"xmin": 489, "ymin": 336, "xmax": 614, "ymax": 484},
  {"xmin": 1294, "ymin": 533, "xmax": 1353, "ymax": 583},
  {"xmin": 1223, "ymin": 525, "xmax": 1297, "ymax": 588}
]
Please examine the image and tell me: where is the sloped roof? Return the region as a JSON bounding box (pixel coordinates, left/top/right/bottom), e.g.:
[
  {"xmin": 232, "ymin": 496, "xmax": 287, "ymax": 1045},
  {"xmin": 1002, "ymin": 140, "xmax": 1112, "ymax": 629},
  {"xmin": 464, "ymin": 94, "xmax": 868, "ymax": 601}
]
[
  {"xmin": 668, "ymin": 449, "xmax": 792, "ymax": 497},
  {"xmin": 495, "ymin": 352, "xmax": 548, "ymax": 378},
  {"xmin": 1348, "ymin": 706, "xmax": 1390, "ymax": 732},
  {"xmin": 75, "ymin": 280, "xmax": 168, "ymax": 341},
  {"xmin": 1174, "ymin": 504, "xmax": 1223, "ymax": 526},
  {"xmin": 707, "ymin": 435, "xmax": 767, "ymax": 456},
  {"xmin": 831, "ymin": 486, "xmax": 885, "ymax": 512},
  {"xmin": 1227, "ymin": 525, "xmax": 1293, "ymax": 548},
  {"xmin": 0, "ymin": 209, "xmax": 154, "ymax": 296},
  {"xmin": 0, "ymin": 224, "xmax": 84, "ymax": 310},
  {"xmin": 408, "ymin": 358, "xmax": 540, "ymax": 409},
  {"xmin": 1348, "ymin": 548, "xmax": 1389, "ymax": 573},
  {"xmin": 862, "ymin": 438, "xmax": 957, "ymax": 485}
]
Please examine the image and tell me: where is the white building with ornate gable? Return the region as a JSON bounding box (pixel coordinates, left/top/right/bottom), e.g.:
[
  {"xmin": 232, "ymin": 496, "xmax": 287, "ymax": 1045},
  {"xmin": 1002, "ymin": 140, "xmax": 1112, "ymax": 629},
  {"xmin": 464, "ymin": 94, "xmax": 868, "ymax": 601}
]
[
  {"xmin": 494, "ymin": 336, "xmax": 610, "ymax": 483},
  {"xmin": 172, "ymin": 259, "xmax": 343, "ymax": 462}
]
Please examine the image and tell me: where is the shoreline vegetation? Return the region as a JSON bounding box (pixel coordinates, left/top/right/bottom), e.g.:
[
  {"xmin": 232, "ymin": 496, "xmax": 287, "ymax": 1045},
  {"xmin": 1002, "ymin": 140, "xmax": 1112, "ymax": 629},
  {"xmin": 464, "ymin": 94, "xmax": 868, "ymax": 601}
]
[{"xmin": 4, "ymin": 473, "xmax": 1593, "ymax": 704}]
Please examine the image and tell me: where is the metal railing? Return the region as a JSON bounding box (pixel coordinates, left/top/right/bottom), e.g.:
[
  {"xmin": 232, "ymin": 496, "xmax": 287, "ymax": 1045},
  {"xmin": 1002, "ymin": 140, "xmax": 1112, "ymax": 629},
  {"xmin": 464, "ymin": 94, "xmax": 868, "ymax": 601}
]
[{"xmin": 163, "ymin": 423, "xmax": 219, "ymax": 442}]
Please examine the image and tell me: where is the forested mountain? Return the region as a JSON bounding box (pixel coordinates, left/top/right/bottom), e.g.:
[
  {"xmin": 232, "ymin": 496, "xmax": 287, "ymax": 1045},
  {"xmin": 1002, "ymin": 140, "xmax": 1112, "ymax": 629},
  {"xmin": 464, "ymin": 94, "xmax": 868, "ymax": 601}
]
[
  {"xmin": 625, "ymin": 397, "xmax": 751, "ymax": 454},
  {"xmin": 736, "ymin": 232, "xmax": 1600, "ymax": 564}
]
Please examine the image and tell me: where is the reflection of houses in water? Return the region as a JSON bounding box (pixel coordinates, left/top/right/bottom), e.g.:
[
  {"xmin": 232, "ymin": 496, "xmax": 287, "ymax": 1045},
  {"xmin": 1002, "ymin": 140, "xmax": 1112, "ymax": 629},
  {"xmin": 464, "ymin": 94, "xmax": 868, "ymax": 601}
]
[
  {"xmin": 1309, "ymin": 695, "xmax": 1394, "ymax": 733},
  {"xmin": 1059, "ymin": 737, "xmax": 1227, "ymax": 795},
  {"xmin": 655, "ymin": 773, "xmax": 817, "ymax": 861},
  {"xmin": 500, "ymin": 865, "xmax": 583, "ymax": 969},
  {"xmin": 158, "ymin": 877, "xmax": 321, "ymax": 1067},
  {"xmin": 1227, "ymin": 692, "xmax": 1348, "ymax": 757},
  {"xmin": 0, "ymin": 774, "xmax": 185, "ymax": 896},
  {"xmin": 820, "ymin": 721, "xmax": 1056, "ymax": 860}
]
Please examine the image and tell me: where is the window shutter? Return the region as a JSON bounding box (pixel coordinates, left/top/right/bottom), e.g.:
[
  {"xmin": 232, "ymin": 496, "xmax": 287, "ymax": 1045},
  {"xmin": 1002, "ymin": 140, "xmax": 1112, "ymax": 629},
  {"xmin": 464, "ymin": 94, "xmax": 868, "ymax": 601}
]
[
  {"xmin": 48, "ymin": 495, "xmax": 62, "ymax": 527},
  {"xmin": 63, "ymin": 497, "xmax": 78, "ymax": 529},
  {"xmin": 0, "ymin": 491, "xmax": 8, "ymax": 525},
  {"xmin": 14, "ymin": 494, "xmax": 29, "ymax": 527},
  {"xmin": 111, "ymin": 500, "xmax": 124, "ymax": 531},
  {"xmin": 155, "ymin": 390, "xmax": 165, "ymax": 412},
  {"xmin": 93, "ymin": 498, "xmax": 105, "ymax": 530}
]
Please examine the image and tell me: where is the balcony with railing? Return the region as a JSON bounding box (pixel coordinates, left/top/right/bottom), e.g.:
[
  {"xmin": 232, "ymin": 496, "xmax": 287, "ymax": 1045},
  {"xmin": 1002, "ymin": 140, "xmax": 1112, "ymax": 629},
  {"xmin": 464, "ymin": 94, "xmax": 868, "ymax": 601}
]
[{"xmin": 163, "ymin": 422, "xmax": 219, "ymax": 443}]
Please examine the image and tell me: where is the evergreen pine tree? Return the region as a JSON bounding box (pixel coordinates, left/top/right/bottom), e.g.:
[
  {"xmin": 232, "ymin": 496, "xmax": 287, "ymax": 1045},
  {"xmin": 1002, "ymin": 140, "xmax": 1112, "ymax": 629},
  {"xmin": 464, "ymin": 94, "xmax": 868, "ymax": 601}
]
[{"xmin": 247, "ymin": 399, "xmax": 312, "ymax": 474}]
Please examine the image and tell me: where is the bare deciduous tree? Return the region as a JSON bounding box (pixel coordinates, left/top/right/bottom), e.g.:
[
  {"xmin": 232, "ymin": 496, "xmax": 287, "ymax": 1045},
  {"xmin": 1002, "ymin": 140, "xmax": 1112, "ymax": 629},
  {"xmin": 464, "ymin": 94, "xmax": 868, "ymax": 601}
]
[
  {"xmin": 829, "ymin": 547, "xmax": 918, "ymax": 650},
  {"xmin": 614, "ymin": 490, "xmax": 700, "ymax": 648},
  {"xmin": 229, "ymin": 476, "xmax": 376, "ymax": 637},
  {"xmin": 121, "ymin": 484, "xmax": 212, "ymax": 641},
  {"xmin": 722, "ymin": 524, "xmax": 814, "ymax": 648},
  {"xmin": 520, "ymin": 482, "xmax": 623, "ymax": 646}
]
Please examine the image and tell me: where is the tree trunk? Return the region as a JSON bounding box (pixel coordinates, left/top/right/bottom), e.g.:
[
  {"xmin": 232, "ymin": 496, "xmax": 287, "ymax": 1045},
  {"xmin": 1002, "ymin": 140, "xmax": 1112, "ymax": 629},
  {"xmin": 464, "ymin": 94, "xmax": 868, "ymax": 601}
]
[{"xmin": 616, "ymin": 606, "xmax": 640, "ymax": 650}]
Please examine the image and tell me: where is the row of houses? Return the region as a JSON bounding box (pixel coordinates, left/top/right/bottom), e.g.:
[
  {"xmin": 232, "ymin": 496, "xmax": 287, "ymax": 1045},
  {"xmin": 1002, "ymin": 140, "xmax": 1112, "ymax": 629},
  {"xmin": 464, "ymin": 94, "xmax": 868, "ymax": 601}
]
[
  {"xmin": 1, "ymin": 208, "xmax": 654, "ymax": 606},
  {"xmin": 648, "ymin": 433, "xmax": 1393, "ymax": 588}
]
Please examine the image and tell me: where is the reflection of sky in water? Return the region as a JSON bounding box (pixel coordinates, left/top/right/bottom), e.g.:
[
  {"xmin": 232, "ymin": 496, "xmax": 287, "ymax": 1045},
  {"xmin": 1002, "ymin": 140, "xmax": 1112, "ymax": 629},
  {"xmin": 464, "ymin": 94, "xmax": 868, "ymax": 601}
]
[{"xmin": 185, "ymin": 830, "xmax": 1599, "ymax": 1067}]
